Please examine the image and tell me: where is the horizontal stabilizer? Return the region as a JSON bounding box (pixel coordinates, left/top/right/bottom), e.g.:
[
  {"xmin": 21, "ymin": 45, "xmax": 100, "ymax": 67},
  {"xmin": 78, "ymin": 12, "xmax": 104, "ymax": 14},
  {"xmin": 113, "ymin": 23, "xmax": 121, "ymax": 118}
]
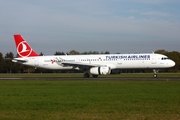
[{"xmin": 12, "ymin": 58, "xmax": 27, "ymax": 63}]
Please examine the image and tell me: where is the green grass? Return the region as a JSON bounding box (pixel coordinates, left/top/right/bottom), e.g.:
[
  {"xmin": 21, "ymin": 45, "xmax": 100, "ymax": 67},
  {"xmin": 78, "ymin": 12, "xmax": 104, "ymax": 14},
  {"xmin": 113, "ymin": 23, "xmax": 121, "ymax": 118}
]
[
  {"xmin": 0, "ymin": 79, "xmax": 180, "ymax": 120},
  {"xmin": 0, "ymin": 73, "xmax": 180, "ymax": 78}
]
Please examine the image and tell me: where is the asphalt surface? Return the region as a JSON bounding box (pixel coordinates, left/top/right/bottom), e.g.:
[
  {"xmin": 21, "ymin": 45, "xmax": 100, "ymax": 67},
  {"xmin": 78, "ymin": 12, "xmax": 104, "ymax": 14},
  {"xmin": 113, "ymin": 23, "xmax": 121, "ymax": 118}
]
[{"xmin": 0, "ymin": 77, "xmax": 180, "ymax": 81}]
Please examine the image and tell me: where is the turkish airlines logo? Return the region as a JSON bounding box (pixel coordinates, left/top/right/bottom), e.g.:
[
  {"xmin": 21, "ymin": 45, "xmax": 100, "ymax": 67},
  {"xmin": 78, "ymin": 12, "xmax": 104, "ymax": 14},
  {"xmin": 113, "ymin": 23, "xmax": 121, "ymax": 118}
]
[
  {"xmin": 51, "ymin": 59, "xmax": 55, "ymax": 64},
  {"xmin": 17, "ymin": 41, "xmax": 32, "ymax": 57}
]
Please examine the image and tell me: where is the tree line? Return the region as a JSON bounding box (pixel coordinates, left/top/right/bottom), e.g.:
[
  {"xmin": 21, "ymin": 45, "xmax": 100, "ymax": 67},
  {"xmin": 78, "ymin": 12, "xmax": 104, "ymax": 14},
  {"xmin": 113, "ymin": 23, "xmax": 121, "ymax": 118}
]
[{"xmin": 0, "ymin": 49, "xmax": 179, "ymax": 73}]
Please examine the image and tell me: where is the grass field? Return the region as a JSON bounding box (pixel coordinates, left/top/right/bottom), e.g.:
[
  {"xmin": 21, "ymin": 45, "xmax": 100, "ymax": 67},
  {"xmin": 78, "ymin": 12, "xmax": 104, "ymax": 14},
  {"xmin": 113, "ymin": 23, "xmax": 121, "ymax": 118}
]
[
  {"xmin": 0, "ymin": 73, "xmax": 180, "ymax": 78},
  {"xmin": 0, "ymin": 73, "xmax": 180, "ymax": 120}
]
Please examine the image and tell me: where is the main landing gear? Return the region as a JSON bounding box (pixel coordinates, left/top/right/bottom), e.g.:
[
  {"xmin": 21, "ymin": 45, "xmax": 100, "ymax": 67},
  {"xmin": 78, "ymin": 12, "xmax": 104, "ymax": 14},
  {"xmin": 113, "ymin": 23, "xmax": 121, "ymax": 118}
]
[
  {"xmin": 83, "ymin": 73, "xmax": 98, "ymax": 78},
  {"xmin": 153, "ymin": 69, "xmax": 157, "ymax": 78},
  {"xmin": 84, "ymin": 73, "xmax": 90, "ymax": 78}
]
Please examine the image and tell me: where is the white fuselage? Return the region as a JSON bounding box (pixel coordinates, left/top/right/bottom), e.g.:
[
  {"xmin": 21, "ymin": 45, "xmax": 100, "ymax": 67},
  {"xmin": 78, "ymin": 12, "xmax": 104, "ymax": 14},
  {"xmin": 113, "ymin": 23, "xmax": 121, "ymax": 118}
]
[{"xmin": 13, "ymin": 53, "xmax": 175, "ymax": 70}]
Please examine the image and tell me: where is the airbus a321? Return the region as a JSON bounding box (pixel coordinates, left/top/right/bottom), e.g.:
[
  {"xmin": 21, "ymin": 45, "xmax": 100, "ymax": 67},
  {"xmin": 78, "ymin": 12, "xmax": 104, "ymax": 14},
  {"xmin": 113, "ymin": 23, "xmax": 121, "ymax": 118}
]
[{"xmin": 12, "ymin": 34, "xmax": 175, "ymax": 78}]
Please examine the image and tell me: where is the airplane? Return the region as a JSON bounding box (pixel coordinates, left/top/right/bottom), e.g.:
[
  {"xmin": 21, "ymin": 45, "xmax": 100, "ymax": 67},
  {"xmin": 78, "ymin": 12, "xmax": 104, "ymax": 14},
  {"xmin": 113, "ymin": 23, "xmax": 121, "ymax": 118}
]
[{"xmin": 12, "ymin": 34, "xmax": 175, "ymax": 78}]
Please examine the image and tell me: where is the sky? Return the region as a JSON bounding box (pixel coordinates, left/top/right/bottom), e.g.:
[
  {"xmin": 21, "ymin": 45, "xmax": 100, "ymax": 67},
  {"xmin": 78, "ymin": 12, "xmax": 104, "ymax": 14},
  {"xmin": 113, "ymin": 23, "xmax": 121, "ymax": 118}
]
[{"xmin": 0, "ymin": 0, "xmax": 180, "ymax": 55}]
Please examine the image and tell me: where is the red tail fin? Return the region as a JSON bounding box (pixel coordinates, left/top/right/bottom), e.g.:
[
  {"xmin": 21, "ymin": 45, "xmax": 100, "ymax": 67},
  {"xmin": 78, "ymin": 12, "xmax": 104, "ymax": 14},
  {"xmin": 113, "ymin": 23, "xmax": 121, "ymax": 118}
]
[{"xmin": 14, "ymin": 34, "xmax": 39, "ymax": 57}]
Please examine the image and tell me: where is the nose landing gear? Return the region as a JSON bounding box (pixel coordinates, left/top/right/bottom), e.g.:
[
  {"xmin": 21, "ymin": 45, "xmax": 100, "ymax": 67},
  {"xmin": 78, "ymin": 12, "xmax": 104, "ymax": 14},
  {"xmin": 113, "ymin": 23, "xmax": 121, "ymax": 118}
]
[{"xmin": 153, "ymin": 69, "xmax": 157, "ymax": 78}]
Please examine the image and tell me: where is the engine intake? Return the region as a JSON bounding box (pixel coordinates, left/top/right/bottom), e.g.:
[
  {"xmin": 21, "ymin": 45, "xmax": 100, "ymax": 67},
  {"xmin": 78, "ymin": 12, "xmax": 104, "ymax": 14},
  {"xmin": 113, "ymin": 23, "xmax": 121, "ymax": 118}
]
[{"xmin": 90, "ymin": 67, "xmax": 111, "ymax": 75}]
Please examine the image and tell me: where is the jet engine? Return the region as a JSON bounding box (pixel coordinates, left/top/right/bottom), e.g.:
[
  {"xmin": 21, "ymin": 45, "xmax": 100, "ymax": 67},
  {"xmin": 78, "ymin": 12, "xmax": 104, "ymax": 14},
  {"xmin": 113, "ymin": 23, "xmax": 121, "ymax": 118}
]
[{"xmin": 90, "ymin": 67, "xmax": 111, "ymax": 75}]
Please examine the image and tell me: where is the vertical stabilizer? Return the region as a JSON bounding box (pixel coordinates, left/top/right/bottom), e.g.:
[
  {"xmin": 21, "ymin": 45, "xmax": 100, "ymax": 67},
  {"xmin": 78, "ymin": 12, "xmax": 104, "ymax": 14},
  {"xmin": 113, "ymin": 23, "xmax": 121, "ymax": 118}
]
[{"xmin": 14, "ymin": 34, "xmax": 39, "ymax": 57}]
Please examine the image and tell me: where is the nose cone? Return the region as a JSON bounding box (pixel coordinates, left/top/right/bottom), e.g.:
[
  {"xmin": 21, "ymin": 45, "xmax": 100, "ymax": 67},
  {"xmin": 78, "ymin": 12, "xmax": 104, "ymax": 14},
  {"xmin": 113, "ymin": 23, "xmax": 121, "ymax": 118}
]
[{"xmin": 169, "ymin": 60, "xmax": 175, "ymax": 67}]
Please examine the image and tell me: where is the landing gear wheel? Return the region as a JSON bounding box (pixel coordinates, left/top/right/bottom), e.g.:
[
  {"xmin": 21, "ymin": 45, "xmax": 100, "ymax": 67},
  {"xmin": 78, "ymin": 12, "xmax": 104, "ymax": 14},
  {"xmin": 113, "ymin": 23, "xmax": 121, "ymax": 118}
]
[
  {"xmin": 92, "ymin": 75, "xmax": 98, "ymax": 78},
  {"xmin": 154, "ymin": 74, "xmax": 157, "ymax": 78},
  {"xmin": 153, "ymin": 69, "xmax": 158, "ymax": 78},
  {"xmin": 84, "ymin": 73, "xmax": 90, "ymax": 78}
]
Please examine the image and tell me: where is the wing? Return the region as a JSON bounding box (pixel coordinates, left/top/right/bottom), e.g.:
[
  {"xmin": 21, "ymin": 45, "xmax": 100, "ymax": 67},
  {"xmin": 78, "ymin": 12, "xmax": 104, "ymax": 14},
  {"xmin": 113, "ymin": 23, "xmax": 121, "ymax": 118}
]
[
  {"xmin": 61, "ymin": 61, "xmax": 106, "ymax": 68},
  {"xmin": 61, "ymin": 61, "xmax": 116, "ymax": 72}
]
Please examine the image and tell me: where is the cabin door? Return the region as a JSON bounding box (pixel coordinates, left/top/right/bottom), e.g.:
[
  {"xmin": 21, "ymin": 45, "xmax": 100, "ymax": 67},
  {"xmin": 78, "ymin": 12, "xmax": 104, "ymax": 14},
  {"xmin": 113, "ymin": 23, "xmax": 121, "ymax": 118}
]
[{"xmin": 151, "ymin": 55, "xmax": 157, "ymax": 64}]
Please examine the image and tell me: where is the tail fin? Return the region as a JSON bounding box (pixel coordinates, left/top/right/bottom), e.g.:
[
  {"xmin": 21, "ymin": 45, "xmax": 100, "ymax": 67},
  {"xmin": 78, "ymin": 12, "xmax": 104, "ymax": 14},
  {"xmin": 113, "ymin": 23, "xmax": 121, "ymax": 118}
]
[{"xmin": 14, "ymin": 34, "xmax": 39, "ymax": 57}]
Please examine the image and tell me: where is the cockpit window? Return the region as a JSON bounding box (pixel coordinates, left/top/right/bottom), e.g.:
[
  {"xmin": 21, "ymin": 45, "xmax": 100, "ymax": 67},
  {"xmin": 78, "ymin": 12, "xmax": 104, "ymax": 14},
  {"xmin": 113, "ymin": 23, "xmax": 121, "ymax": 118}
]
[{"xmin": 161, "ymin": 57, "xmax": 169, "ymax": 60}]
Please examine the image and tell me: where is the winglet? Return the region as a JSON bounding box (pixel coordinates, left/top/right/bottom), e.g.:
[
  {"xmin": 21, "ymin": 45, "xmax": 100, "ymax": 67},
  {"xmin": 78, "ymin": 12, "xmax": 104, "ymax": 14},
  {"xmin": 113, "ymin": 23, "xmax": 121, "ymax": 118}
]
[{"xmin": 14, "ymin": 34, "xmax": 39, "ymax": 57}]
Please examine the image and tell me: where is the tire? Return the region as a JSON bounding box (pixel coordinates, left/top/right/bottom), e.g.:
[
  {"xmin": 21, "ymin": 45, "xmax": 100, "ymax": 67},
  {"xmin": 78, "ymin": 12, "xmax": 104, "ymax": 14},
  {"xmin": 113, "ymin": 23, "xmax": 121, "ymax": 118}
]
[
  {"xmin": 84, "ymin": 73, "xmax": 90, "ymax": 78},
  {"xmin": 154, "ymin": 74, "xmax": 157, "ymax": 78}
]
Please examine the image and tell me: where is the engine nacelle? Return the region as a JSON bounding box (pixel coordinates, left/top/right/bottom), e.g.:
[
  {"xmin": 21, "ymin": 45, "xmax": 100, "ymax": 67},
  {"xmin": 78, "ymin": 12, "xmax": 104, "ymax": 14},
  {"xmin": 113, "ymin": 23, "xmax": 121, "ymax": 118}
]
[{"xmin": 90, "ymin": 67, "xmax": 111, "ymax": 75}]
